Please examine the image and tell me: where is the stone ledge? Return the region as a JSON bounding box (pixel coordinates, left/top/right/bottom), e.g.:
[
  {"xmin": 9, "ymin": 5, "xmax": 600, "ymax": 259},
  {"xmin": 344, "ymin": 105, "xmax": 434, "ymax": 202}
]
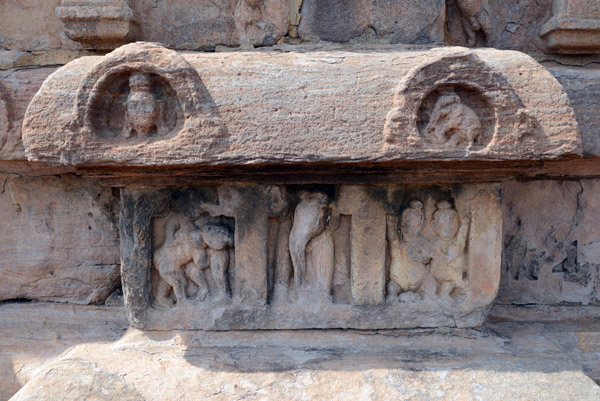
[
  {"xmin": 21, "ymin": 43, "xmax": 581, "ymax": 168},
  {"xmin": 2, "ymin": 303, "xmax": 599, "ymax": 400}
]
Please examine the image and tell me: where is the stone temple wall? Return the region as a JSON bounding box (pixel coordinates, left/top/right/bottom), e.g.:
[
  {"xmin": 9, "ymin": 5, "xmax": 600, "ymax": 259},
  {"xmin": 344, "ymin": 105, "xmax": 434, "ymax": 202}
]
[{"xmin": 2, "ymin": 0, "xmax": 600, "ymax": 399}]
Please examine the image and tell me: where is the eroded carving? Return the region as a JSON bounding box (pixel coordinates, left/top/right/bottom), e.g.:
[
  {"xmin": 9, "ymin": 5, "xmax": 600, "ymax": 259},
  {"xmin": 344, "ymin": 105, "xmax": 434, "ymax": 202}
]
[
  {"xmin": 425, "ymin": 93, "xmax": 482, "ymax": 150},
  {"xmin": 121, "ymin": 183, "xmax": 501, "ymax": 330},
  {"xmin": 386, "ymin": 201, "xmax": 431, "ymax": 301},
  {"xmin": 289, "ymin": 191, "xmax": 330, "ymax": 288},
  {"xmin": 384, "ymin": 52, "xmax": 549, "ymax": 157},
  {"xmin": 456, "ymin": 0, "xmax": 492, "ymax": 47},
  {"xmin": 123, "ymin": 72, "xmax": 161, "ymax": 139},
  {"xmin": 430, "ymin": 201, "xmax": 470, "ymax": 300},
  {"xmin": 153, "ymin": 214, "xmax": 234, "ymax": 307},
  {"xmin": 386, "ymin": 196, "xmax": 472, "ymax": 304}
]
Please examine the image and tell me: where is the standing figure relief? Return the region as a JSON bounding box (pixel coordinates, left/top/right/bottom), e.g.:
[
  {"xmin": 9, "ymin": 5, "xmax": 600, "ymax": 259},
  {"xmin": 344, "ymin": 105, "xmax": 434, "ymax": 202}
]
[
  {"xmin": 288, "ymin": 191, "xmax": 335, "ymax": 296},
  {"xmin": 387, "ymin": 200, "xmax": 432, "ymax": 300},
  {"xmin": 429, "ymin": 201, "xmax": 469, "ymax": 300},
  {"xmin": 425, "ymin": 93, "xmax": 482, "ymax": 150}
]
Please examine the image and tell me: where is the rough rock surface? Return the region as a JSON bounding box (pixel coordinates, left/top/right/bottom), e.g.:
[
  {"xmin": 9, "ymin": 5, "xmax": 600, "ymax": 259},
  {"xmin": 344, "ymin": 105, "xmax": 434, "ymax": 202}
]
[
  {"xmin": 0, "ymin": 303, "xmax": 127, "ymax": 401},
  {"xmin": 134, "ymin": 0, "xmax": 289, "ymax": 49},
  {"xmin": 0, "ymin": 67, "xmax": 55, "ymax": 160},
  {"xmin": 22, "ymin": 43, "xmax": 581, "ymax": 167},
  {"xmin": 548, "ymin": 64, "xmax": 600, "ymax": 157},
  {"xmin": 499, "ymin": 179, "xmax": 600, "ymax": 305},
  {"xmin": 0, "ymin": 175, "xmax": 120, "ymax": 304},
  {"xmin": 0, "ymin": 0, "xmax": 288, "ymax": 52},
  {"xmin": 298, "ymin": 0, "xmax": 445, "ymax": 44},
  {"xmin": 3, "ymin": 303, "xmax": 600, "ymax": 400},
  {"xmin": 0, "ymin": 0, "xmax": 81, "ymax": 52},
  {"xmin": 446, "ymin": 0, "xmax": 553, "ymax": 53}
]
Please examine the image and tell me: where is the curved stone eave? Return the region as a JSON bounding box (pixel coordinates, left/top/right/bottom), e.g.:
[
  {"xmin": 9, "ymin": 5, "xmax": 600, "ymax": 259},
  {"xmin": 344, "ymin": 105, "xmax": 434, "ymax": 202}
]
[{"xmin": 22, "ymin": 43, "xmax": 582, "ymax": 171}]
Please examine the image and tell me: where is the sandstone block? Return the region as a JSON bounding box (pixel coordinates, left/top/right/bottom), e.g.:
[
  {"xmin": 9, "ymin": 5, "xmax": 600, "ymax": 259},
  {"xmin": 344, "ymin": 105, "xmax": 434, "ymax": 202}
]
[
  {"xmin": 541, "ymin": 0, "xmax": 600, "ymax": 54},
  {"xmin": 0, "ymin": 67, "xmax": 56, "ymax": 160},
  {"xmin": 0, "ymin": 175, "xmax": 120, "ymax": 304},
  {"xmin": 0, "ymin": 0, "xmax": 81, "ymax": 52},
  {"xmin": 447, "ymin": 0, "xmax": 553, "ymax": 52},
  {"xmin": 22, "ymin": 43, "xmax": 581, "ymax": 168},
  {"xmin": 297, "ymin": 0, "xmax": 445, "ymax": 44},
  {"xmin": 56, "ymin": 0, "xmax": 139, "ymax": 50},
  {"xmin": 134, "ymin": 0, "xmax": 288, "ymax": 49},
  {"xmin": 499, "ymin": 179, "xmax": 600, "ymax": 305}
]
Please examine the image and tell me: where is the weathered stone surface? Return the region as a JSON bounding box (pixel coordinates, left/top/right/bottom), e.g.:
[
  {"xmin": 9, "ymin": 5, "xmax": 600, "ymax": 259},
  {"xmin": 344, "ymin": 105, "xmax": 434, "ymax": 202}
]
[
  {"xmin": 4, "ymin": 305, "xmax": 600, "ymax": 400},
  {"xmin": 548, "ymin": 64, "xmax": 600, "ymax": 157},
  {"xmin": 541, "ymin": 0, "xmax": 600, "ymax": 54},
  {"xmin": 0, "ymin": 0, "xmax": 82, "ymax": 52},
  {"xmin": 499, "ymin": 179, "xmax": 600, "ymax": 305},
  {"xmin": 22, "ymin": 43, "xmax": 581, "ymax": 167},
  {"xmin": 1, "ymin": 0, "xmax": 287, "ymax": 53},
  {"xmin": 135, "ymin": 0, "xmax": 289, "ymax": 49},
  {"xmin": 56, "ymin": 0, "xmax": 139, "ymax": 50},
  {"xmin": 121, "ymin": 183, "xmax": 501, "ymax": 330},
  {"xmin": 0, "ymin": 67, "xmax": 55, "ymax": 160},
  {"xmin": 447, "ymin": 0, "xmax": 553, "ymax": 53},
  {"xmin": 0, "ymin": 303, "xmax": 127, "ymax": 401},
  {"xmin": 0, "ymin": 175, "xmax": 120, "ymax": 304},
  {"xmin": 297, "ymin": 0, "xmax": 445, "ymax": 44}
]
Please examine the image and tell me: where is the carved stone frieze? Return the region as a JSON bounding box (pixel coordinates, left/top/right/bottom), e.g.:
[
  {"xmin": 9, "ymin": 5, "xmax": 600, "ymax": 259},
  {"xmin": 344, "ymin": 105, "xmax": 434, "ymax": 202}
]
[
  {"xmin": 22, "ymin": 44, "xmax": 581, "ymax": 167},
  {"xmin": 121, "ymin": 183, "xmax": 501, "ymax": 330},
  {"xmin": 56, "ymin": 0, "xmax": 138, "ymax": 49},
  {"xmin": 541, "ymin": 0, "xmax": 600, "ymax": 54}
]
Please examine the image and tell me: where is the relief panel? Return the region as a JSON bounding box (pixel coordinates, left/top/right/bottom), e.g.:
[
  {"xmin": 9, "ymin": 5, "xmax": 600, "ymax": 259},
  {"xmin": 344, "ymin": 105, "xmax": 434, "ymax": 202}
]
[{"xmin": 121, "ymin": 183, "xmax": 501, "ymax": 330}]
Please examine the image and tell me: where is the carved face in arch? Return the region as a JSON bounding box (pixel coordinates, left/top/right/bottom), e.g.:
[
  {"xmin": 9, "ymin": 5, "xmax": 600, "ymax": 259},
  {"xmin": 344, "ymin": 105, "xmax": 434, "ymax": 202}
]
[{"xmin": 88, "ymin": 70, "xmax": 184, "ymax": 141}]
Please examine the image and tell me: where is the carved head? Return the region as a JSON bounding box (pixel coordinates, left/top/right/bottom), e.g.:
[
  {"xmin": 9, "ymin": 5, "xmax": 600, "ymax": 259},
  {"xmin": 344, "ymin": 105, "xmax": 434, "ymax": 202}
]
[
  {"xmin": 202, "ymin": 224, "xmax": 233, "ymax": 250},
  {"xmin": 433, "ymin": 200, "xmax": 459, "ymax": 240},
  {"xmin": 400, "ymin": 200, "xmax": 424, "ymax": 242},
  {"xmin": 266, "ymin": 186, "xmax": 289, "ymax": 217},
  {"xmin": 126, "ymin": 72, "xmax": 158, "ymax": 136}
]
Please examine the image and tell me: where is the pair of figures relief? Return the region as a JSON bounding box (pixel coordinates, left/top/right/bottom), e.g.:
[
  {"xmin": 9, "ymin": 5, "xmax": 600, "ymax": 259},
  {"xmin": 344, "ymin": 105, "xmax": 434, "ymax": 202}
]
[
  {"xmin": 387, "ymin": 198, "xmax": 469, "ymax": 303},
  {"xmin": 153, "ymin": 215, "xmax": 234, "ymax": 307}
]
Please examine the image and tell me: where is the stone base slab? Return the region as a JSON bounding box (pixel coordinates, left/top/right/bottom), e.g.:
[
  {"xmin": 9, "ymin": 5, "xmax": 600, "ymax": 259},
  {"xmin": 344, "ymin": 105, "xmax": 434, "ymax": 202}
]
[{"xmin": 3, "ymin": 303, "xmax": 600, "ymax": 400}]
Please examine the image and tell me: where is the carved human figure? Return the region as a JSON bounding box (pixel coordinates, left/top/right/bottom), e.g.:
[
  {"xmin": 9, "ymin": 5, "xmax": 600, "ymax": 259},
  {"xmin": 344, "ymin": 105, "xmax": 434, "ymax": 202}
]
[
  {"xmin": 387, "ymin": 201, "xmax": 432, "ymax": 299},
  {"xmin": 425, "ymin": 93, "xmax": 482, "ymax": 150},
  {"xmin": 153, "ymin": 220, "xmax": 209, "ymax": 306},
  {"xmin": 289, "ymin": 192, "xmax": 330, "ymax": 289},
  {"xmin": 201, "ymin": 224, "xmax": 234, "ymax": 299},
  {"xmin": 266, "ymin": 186, "xmax": 293, "ymax": 291},
  {"xmin": 123, "ymin": 72, "xmax": 159, "ymax": 139},
  {"xmin": 456, "ymin": 0, "xmax": 492, "ymax": 47},
  {"xmin": 429, "ymin": 201, "xmax": 469, "ymax": 300}
]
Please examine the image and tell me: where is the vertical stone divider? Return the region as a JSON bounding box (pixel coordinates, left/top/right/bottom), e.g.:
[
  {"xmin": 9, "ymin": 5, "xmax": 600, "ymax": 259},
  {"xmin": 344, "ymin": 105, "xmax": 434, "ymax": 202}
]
[
  {"xmin": 232, "ymin": 186, "xmax": 268, "ymax": 305},
  {"xmin": 120, "ymin": 188, "xmax": 171, "ymax": 328},
  {"xmin": 337, "ymin": 186, "xmax": 387, "ymax": 306},
  {"xmin": 464, "ymin": 185, "xmax": 502, "ymax": 309}
]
